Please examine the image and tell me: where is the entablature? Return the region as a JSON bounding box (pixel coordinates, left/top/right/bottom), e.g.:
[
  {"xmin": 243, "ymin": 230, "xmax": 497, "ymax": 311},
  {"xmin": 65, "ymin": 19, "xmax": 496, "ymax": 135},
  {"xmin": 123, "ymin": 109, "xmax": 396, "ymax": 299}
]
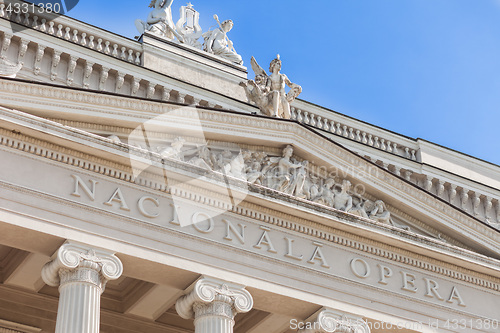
[{"xmin": 0, "ymin": 97, "xmax": 498, "ymax": 261}]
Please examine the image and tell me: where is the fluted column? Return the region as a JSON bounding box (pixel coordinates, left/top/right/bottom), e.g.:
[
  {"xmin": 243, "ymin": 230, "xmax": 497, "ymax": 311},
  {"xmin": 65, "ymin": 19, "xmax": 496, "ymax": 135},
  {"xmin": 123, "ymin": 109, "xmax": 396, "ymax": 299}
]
[
  {"xmin": 41, "ymin": 242, "xmax": 123, "ymax": 333},
  {"xmin": 175, "ymin": 276, "xmax": 253, "ymax": 333},
  {"xmin": 299, "ymin": 308, "xmax": 370, "ymax": 333}
]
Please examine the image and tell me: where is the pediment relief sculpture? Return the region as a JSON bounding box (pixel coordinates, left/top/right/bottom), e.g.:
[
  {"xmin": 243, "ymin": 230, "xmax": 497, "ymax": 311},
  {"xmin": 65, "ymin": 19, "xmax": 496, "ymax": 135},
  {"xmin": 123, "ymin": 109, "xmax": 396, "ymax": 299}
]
[
  {"xmin": 133, "ymin": 137, "xmax": 421, "ymax": 234},
  {"xmin": 135, "ymin": 1, "xmax": 243, "ymax": 64},
  {"xmin": 240, "ymin": 56, "xmax": 302, "ymax": 119}
]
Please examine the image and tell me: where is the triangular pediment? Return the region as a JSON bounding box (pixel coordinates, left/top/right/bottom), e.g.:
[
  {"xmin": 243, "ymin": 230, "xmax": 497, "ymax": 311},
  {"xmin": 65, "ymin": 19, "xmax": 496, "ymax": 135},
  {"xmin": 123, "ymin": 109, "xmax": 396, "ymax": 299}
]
[{"xmin": 0, "ymin": 79, "xmax": 498, "ymax": 265}]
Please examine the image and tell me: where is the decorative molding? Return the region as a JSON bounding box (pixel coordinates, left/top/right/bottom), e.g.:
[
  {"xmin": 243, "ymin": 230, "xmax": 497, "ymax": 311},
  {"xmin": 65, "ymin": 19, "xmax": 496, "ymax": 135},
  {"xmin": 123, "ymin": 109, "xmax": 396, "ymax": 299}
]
[
  {"xmin": 0, "ymin": 25, "xmax": 246, "ymax": 111},
  {"xmin": 0, "ymin": 320, "xmax": 41, "ymax": 333}
]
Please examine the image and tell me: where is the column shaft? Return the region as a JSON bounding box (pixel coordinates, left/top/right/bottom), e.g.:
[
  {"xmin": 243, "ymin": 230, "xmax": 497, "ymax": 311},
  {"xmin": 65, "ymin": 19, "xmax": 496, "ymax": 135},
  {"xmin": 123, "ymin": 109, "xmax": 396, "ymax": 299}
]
[
  {"xmin": 56, "ymin": 280, "xmax": 101, "ymax": 333},
  {"xmin": 194, "ymin": 316, "xmax": 233, "ymax": 333}
]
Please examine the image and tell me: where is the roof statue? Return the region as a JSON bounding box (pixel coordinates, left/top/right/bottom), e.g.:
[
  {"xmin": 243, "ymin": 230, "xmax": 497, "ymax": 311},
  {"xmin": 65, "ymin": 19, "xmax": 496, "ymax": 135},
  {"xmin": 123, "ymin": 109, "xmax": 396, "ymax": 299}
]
[
  {"xmin": 202, "ymin": 15, "xmax": 243, "ymax": 65},
  {"xmin": 135, "ymin": 2, "xmax": 244, "ymax": 64},
  {"xmin": 175, "ymin": 3, "xmax": 203, "ymax": 48},
  {"xmin": 240, "ymin": 55, "xmax": 302, "ymax": 119},
  {"xmin": 135, "ymin": 0, "xmax": 185, "ymax": 42}
]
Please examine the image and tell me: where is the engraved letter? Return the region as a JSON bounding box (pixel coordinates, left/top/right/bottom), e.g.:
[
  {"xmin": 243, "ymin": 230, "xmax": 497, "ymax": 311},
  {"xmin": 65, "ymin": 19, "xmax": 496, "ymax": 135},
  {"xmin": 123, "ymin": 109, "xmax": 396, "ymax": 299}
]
[
  {"xmin": 285, "ymin": 237, "xmax": 303, "ymax": 261},
  {"xmin": 401, "ymin": 271, "xmax": 418, "ymax": 293},
  {"xmin": 138, "ymin": 196, "xmax": 160, "ymax": 218},
  {"xmin": 223, "ymin": 219, "xmax": 246, "ymax": 244},
  {"xmin": 192, "ymin": 212, "xmax": 214, "ymax": 233},
  {"xmin": 424, "ymin": 278, "xmax": 444, "ymax": 300},
  {"xmin": 308, "ymin": 242, "xmax": 330, "ymax": 268},
  {"xmin": 377, "ymin": 264, "xmax": 393, "ymax": 285},
  {"xmin": 104, "ymin": 188, "xmax": 130, "ymax": 211},
  {"xmin": 253, "ymin": 226, "xmax": 277, "ymax": 253},
  {"xmin": 350, "ymin": 258, "xmax": 370, "ymax": 278},
  {"xmin": 170, "ymin": 203, "xmax": 180, "ymax": 226},
  {"xmin": 71, "ymin": 175, "xmax": 97, "ymax": 201},
  {"xmin": 446, "ymin": 287, "xmax": 466, "ymax": 307}
]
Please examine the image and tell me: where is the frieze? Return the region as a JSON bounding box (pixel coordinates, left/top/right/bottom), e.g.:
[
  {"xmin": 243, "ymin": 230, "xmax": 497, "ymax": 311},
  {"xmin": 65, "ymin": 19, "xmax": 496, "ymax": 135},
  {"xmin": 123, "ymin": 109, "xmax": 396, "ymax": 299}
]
[
  {"xmin": 64, "ymin": 174, "xmax": 497, "ymax": 310},
  {"xmin": 140, "ymin": 136, "xmax": 408, "ymax": 233},
  {"xmin": 0, "ymin": 161, "xmax": 499, "ymax": 296}
]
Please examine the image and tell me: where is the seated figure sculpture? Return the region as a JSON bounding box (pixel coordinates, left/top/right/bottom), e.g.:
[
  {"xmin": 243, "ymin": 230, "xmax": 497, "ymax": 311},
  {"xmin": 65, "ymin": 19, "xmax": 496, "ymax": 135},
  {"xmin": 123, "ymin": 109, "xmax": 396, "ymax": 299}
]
[
  {"xmin": 314, "ymin": 178, "xmax": 336, "ymax": 207},
  {"xmin": 240, "ymin": 56, "xmax": 302, "ymax": 119},
  {"xmin": 202, "ymin": 16, "xmax": 243, "ymax": 65},
  {"xmin": 135, "ymin": 0, "xmax": 184, "ymax": 42},
  {"xmin": 368, "ymin": 200, "xmax": 393, "ymax": 225},
  {"xmin": 333, "ymin": 180, "xmax": 353, "ymax": 212}
]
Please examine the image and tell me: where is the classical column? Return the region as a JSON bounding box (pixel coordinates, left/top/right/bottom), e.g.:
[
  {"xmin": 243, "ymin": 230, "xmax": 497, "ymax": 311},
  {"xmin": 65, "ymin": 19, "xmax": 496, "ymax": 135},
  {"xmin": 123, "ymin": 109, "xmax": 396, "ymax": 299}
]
[
  {"xmin": 298, "ymin": 308, "xmax": 370, "ymax": 333},
  {"xmin": 175, "ymin": 276, "xmax": 253, "ymax": 333},
  {"xmin": 41, "ymin": 242, "xmax": 123, "ymax": 333}
]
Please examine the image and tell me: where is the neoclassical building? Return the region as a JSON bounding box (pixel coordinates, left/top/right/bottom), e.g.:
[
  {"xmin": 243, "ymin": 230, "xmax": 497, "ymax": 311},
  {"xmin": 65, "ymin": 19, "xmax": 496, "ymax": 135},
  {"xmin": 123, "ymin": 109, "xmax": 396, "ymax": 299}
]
[{"xmin": 0, "ymin": 1, "xmax": 499, "ymax": 332}]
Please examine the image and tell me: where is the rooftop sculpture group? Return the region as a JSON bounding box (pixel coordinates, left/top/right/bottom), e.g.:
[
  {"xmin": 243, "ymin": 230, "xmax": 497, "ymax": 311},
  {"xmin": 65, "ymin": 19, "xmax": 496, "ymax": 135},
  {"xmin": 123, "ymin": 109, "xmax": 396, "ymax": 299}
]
[
  {"xmin": 135, "ymin": 0, "xmax": 242, "ymax": 65},
  {"xmin": 135, "ymin": 2, "xmax": 302, "ymax": 118}
]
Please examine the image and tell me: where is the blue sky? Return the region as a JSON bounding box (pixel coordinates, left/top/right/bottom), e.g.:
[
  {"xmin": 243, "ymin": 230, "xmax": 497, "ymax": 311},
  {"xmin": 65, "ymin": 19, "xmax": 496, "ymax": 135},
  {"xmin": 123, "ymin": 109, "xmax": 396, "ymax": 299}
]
[{"xmin": 66, "ymin": 0, "xmax": 500, "ymax": 166}]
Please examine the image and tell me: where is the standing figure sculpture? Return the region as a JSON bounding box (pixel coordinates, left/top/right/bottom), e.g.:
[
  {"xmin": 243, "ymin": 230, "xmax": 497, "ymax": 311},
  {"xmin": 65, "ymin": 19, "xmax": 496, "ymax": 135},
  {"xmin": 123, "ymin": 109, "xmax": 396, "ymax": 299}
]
[
  {"xmin": 202, "ymin": 15, "xmax": 243, "ymax": 65},
  {"xmin": 240, "ymin": 55, "xmax": 302, "ymax": 119},
  {"xmin": 135, "ymin": 0, "xmax": 184, "ymax": 42}
]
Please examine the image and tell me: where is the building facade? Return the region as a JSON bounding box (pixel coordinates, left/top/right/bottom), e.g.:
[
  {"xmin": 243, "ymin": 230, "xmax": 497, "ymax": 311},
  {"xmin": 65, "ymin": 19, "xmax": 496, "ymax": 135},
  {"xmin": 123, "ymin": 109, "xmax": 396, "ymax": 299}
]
[{"xmin": 0, "ymin": 1, "xmax": 499, "ymax": 332}]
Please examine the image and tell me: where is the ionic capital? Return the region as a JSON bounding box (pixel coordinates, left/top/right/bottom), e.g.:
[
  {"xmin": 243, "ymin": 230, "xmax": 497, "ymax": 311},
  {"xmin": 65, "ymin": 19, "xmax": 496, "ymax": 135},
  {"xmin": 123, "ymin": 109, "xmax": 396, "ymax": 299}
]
[
  {"xmin": 41, "ymin": 241, "xmax": 123, "ymax": 292},
  {"xmin": 175, "ymin": 276, "xmax": 253, "ymax": 320},
  {"xmin": 299, "ymin": 308, "xmax": 370, "ymax": 333}
]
